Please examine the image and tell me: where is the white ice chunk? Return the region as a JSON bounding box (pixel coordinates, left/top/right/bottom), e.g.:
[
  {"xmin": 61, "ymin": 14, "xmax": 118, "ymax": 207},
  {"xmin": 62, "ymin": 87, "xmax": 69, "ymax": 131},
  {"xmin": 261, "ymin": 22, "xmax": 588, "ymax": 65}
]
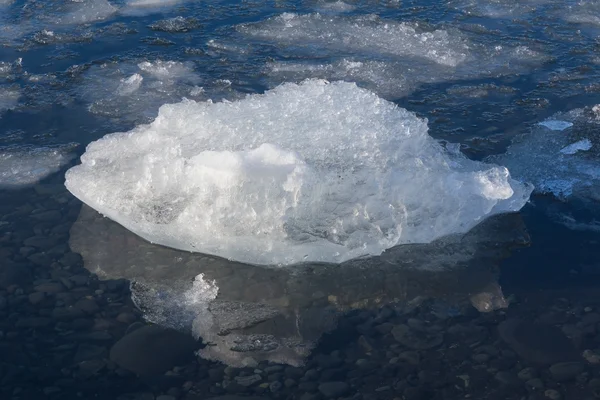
[
  {"xmin": 0, "ymin": 145, "xmax": 76, "ymax": 188},
  {"xmin": 65, "ymin": 80, "xmax": 532, "ymax": 266},
  {"xmin": 116, "ymin": 73, "xmax": 143, "ymax": 96},
  {"xmin": 538, "ymin": 120, "xmax": 573, "ymax": 131},
  {"xmin": 560, "ymin": 139, "xmax": 592, "ymax": 155}
]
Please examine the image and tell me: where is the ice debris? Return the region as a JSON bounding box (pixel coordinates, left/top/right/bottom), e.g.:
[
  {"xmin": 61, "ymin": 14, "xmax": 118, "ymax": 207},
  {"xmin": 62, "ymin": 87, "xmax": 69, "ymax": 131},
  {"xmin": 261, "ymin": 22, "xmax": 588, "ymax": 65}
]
[
  {"xmin": 490, "ymin": 106, "xmax": 600, "ymax": 200},
  {"xmin": 0, "ymin": 86, "xmax": 20, "ymax": 115},
  {"xmin": 538, "ymin": 120, "xmax": 573, "ymax": 131},
  {"xmin": 65, "ymin": 79, "xmax": 532, "ymax": 266},
  {"xmin": 239, "ymin": 13, "xmax": 548, "ymax": 99},
  {"xmin": 0, "ymin": 145, "xmax": 76, "ymax": 188},
  {"xmin": 79, "ymin": 60, "xmax": 201, "ymax": 124},
  {"xmin": 560, "ymin": 139, "xmax": 592, "ymax": 155}
]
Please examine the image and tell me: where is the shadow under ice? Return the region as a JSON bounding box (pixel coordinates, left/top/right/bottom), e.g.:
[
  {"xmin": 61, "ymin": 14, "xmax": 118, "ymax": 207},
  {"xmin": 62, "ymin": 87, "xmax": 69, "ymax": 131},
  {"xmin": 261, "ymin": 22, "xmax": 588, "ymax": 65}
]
[{"xmin": 69, "ymin": 205, "xmax": 530, "ymax": 367}]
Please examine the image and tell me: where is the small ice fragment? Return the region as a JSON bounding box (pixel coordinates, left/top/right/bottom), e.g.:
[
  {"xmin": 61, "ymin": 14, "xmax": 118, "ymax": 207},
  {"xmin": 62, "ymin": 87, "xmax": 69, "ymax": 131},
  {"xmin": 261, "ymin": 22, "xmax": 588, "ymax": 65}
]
[
  {"xmin": 116, "ymin": 73, "xmax": 143, "ymax": 96},
  {"xmin": 560, "ymin": 139, "xmax": 592, "ymax": 155},
  {"xmin": 0, "ymin": 86, "xmax": 20, "ymax": 115},
  {"xmin": 537, "ymin": 120, "xmax": 573, "ymax": 131},
  {"xmin": 0, "ymin": 145, "xmax": 77, "ymax": 188}
]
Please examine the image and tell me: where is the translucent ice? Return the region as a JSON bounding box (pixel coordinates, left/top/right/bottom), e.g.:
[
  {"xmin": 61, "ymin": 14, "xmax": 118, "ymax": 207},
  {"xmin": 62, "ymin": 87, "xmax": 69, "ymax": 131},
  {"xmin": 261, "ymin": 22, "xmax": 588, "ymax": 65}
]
[
  {"xmin": 78, "ymin": 60, "xmax": 202, "ymax": 124},
  {"xmin": 65, "ymin": 80, "xmax": 532, "ymax": 266},
  {"xmin": 57, "ymin": 0, "xmax": 117, "ymax": 24},
  {"xmin": 121, "ymin": 0, "xmax": 183, "ymax": 16},
  {"xmin": 266, "ymin": 59, "xmax": 416, "ymax": 99},
  {"xmin": 316, "ymin": 1, "xmax": 356, "ymax": 13},
  {"xmin": 71, "ymin": 205, "xmax": 528, "ymax": 366},
  {"xmin": 490, "ymin": 106, "xmax": 600, "ymax": 200},
  {"xmin": 451, "ymin": 0, "xmax": 557, "ymax": 18},
  {"xmin": 563, "ymin": 1, "xmax": 600, "ymax": 26},
  {"xmin": 560, "ymin": 139, "xmax": 592, "ymax": 155},
  {"xmin": 239, "ymin": 13, "xmax": 548, "ymax": 99},
  {"xmin": 0, "ymin": 86, "xmax": 19, "ymax": 115},
  {"xmin": 239, "ymin": 13, "xmax": 469, "ymax": 67},
  {"xmin": 149, "ymin": 16, "xmax": 200, "ymax": 33},
  {"xmin": 0, "ymin": 145, "xmax": 76, "ymax": 188},
  {"xmin": 538, "ymin": 120, "xmax": 573, "ymax": 131}
]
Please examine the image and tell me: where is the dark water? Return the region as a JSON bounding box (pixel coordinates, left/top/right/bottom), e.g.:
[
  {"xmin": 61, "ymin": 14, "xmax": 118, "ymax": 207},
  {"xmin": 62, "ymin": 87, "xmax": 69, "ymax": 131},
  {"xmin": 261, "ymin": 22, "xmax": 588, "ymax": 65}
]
[{"xmin": 1, "ymin": 1, "xmax": 600, "ymax": 400}]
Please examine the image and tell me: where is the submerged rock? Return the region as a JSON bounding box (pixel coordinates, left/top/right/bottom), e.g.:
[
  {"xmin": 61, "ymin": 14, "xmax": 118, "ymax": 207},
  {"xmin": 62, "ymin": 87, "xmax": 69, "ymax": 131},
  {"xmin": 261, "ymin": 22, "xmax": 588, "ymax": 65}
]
[
  {"xmin": 109, "ymin": 325, "xmax": 198, "ymax": 377},
  {"xmin": 498, "ymin": 319, "xmax": 580, "ymax": 366}
]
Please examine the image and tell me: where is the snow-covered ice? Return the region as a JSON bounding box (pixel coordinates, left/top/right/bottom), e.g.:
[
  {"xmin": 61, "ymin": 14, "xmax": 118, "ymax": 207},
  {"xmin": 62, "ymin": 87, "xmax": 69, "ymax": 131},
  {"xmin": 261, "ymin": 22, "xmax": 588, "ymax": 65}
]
[{"xmin": 66, "ymin": 80, "xmax": 531, "ymax": 265}]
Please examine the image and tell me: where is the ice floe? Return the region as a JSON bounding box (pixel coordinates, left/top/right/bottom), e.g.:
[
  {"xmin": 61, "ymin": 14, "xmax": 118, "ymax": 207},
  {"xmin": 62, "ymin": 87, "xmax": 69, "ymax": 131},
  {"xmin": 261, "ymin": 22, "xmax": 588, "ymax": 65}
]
[
  {"xmin": 0, "ymin": 144, "xmax": 77, "ymax": 188},
  {"xmin": 490, "ymin": 105, "xmax": 600, "ymax": 200},
  {"xmin": 238, "ymin": 13, "xmax": 549, "ymax": 99},
  {"xmin": 66, "ymin": 80, "xmax": 531, "ymax": 265}
]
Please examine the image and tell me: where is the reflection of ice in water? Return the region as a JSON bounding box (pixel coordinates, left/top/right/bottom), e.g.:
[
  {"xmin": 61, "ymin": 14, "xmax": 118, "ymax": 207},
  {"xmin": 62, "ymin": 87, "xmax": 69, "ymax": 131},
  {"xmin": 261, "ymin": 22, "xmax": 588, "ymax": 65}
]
[
  {"xmin": 240, "ymin": 13, "xmax": 549, "ymax": 99},
  {"xmin": 70, "ymin": 204, "xmax": 528, "ymax": 367},
  {"xmin": 65, "ymin": 79, "xmax": 532, "ymax": 266},
  {"xmin": 0, "ymin": 144, "xmax": 77, "ymax": 188}
]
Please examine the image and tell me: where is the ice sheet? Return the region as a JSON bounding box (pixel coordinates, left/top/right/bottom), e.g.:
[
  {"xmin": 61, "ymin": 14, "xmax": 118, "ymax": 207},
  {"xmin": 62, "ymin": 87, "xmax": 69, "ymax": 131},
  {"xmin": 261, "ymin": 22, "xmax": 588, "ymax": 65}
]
[{"xmin": 66, "ymin": 80, "xmax": 531, "ymax": 265}]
